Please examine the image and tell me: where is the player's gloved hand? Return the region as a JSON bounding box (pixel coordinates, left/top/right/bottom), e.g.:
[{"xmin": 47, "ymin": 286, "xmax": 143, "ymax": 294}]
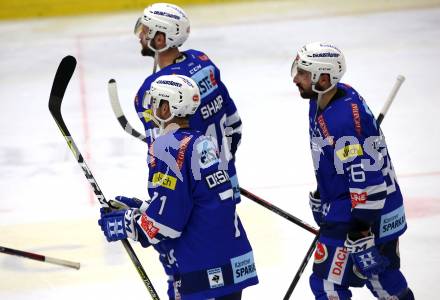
[
  {"xmin": 98, "ymin": 208, "xmax": 140, "ymax": 242},
  {"xmin": 309, "ymin": 190, "xmax": 322, "ymax": 225},
  {"xmin": 344, "ymin": 232, "xmax": 389, "ymax": 278},
  {"xmin": 109, "ymin": 196, "xmax": 150, "ymax": 213}
]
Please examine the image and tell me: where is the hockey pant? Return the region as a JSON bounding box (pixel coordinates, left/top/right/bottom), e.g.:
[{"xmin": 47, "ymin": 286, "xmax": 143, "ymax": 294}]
[{"xmin": 310, "ymin": 239, "xmax": 414, "ymax": 299}]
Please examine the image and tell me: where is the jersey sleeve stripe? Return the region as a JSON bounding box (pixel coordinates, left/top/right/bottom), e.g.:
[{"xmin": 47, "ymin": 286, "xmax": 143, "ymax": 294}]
[
  {"xmin": 219, "ymin": 189, "xmax": 234, "ymax": 201},
  {"xmin": 352, "ymin": 199, "xmax": 386, "ymax": 210},
  {"xmin": 225, "ymin": 111, "xmax": 241, "ymax": 126},
  {"xmin": 349, "ymin": 182, "xmax": 387, "ymax": 196}
]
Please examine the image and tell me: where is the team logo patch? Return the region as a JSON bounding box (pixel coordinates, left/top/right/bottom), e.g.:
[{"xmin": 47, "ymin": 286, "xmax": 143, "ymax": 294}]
[
  {"xmin": 139, "ymin": 215, "xmax": 159, "ymax": 239},
  {"xmin": 336, "ymin": 144, "xmax": 363, "ymax": 161},
  {"xmin": 196, "ymin": 138, "xmax": 219, "ymax": 169},
  {"xmin": 207, "ymin": 267, "xmax": 224, "ymax": 289},
  {"xmin": 152, "ymin": 172, "xmax": 177, "ymax": 190},
  {"xmin": 314, "ymin": 242, "xmax": 328, "ymax": 264}
]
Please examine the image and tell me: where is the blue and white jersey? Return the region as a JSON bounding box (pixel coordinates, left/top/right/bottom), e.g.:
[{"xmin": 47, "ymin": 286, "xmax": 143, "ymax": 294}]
[
  {"xmin": 135, "ymin": 49, "xmax": 242, "ymax": 202},
  {"xmin": 135, "ymin": 128, "xmax": 258, "ymax": 300},
  {"xmin": 309, "ymin": 83, "xmax": 407, "ymax": 247}
]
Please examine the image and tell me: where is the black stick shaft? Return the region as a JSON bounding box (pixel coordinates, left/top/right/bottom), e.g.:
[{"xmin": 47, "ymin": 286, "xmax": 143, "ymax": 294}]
[
  {"xmin": 49, "ymin": 56, "xmax": 160, "ymax": 299},
  {"xmin": 239, "ymin": 187, "xmax": 319, "ymax": 235},
  {"xmin": 283, "ymin": 234, "xmax": 319, "ymax": 300}
]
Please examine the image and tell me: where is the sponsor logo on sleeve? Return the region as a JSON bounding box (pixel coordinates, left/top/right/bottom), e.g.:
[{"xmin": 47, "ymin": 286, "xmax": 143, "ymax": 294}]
[
  {"xmin": 380, "ymin": 205, "xmax": 406, "ymax": 238},
  {"xmin": 140, "ymin": 215, "xmax": 159, "ymax": 239},
  {"xmin": 152, "ymin": 172, "xmax": 177, "ymax": 190},
  {"xmin": 314, "ymin": 242, "xmax": 328, "ymax": 264},
  {"xmin": 328, "ymin": 247, "xmax": 349, "ymax": 285},
  {"xmin": 230, "ymin": 251, "xmax": 257, "ymax": 284},
  {"xmin": 207, "ymin": 267, "xmax": 224, "ymax": 289},
  {"xmin": 336, "ymin": 144, "xmax": 363, "ymax": 161},
  {"xmin": 350, "ymin": 191, "xmax": 368, "ymax": 208},
  {"xmin": 191, "ymin": 65, "xmax": 218, "ymax": 98}
]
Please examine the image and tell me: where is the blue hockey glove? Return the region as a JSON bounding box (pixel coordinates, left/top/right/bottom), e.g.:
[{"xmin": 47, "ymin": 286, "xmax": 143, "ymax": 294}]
[
  {"xmin": 98, "ymin": 208, "xmax": 140, "ymax": 242},
  {"xmin": 344, "ymin": 232, "xmax": 389, "ymax": 278},
  {"xmin": 109, "ymin": 196, "xmax": 150, "ymax": 213},
  {"xmin": 309, "ymin": 190, "xmax": 322, "ymax": 225}
]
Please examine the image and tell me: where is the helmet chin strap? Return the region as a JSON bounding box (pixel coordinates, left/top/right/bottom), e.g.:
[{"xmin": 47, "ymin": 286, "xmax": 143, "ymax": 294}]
[
  {"xmin": 148, "ymin": 40, "xmax": 170, "ymax": 54},
  {"xmin": 312, "ymin": 82, "xmax": 335, "ymax": 95},
  {"xmin": 312, "ymin": 82, "xmax": 336, "ymax": 114},
  {"xmin": 153, "ymin": 109, "xmax": 175, "ymax": 135}
]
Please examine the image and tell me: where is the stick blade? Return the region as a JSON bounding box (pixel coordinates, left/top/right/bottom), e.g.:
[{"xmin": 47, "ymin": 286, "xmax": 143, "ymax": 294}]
[{"xmin": 48, "ymin": 55, "xmax": 77, "ymax": 114}]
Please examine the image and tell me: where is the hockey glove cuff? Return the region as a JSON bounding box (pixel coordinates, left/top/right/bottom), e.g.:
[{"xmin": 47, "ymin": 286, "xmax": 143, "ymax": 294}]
[
  {"xmin": 309, "ymin": 190, "xmax": 322, "ymax": 225},
  {"xmin": 344, "ymin": 232, "xmax": 389, "ymax": 278},
  {"xmin": 109, "ymin": 196, "xmax": 150, "ymax": 213}
]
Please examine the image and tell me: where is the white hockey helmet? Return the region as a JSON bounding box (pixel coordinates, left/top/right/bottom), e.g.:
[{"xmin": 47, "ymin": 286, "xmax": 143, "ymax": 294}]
[
  {"xmin": 134, "ymin": 3, "xmax": 190, "ymax": 53},
  {"xmin": 150, "ymin": 74, "xmax": 201, "ymax": 123},
  {"xmin": 291, "ymin": 42, "xmax": 346, "ymax": 94}
]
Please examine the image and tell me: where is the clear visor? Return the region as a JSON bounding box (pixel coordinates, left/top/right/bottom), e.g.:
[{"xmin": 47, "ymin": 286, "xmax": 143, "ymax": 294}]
[
  {"xmin": 142, "ymin": 90, "xmax": 152, "ymax": 109},
  {"xmin": 290, "ymin": 55, "xmax": 299, "ymax": 78},
  {"xmin": 141, "ymin": 91, "xmax": 162, "ymax": 127},
  {"xmin": 134, "ymin": 17, "xmax": 143, "ymax": 36}
]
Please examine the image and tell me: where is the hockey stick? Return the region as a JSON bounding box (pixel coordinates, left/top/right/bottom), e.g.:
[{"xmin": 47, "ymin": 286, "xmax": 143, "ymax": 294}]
[
  {"xmin": 239, "ymin": 187, "xmax": 318, "ymax": 235},
  {"xmin": 48, "ymin": 56, "xmax": 160, "ymax": 300},
  {"xmin": 283, "ymin": 74, "xmax": 406, "ymax": 299},
  {"xmin": 107, "ymin": 80, "xmax": 319, "ymax": 234},
  {"xmin": 0, "ymin": 245, "xmax": 80, "ymax": 269}
]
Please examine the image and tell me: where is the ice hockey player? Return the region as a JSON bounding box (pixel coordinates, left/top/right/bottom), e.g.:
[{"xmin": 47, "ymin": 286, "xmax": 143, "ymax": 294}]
[
  {"xmin": 133, "ymin": 2, "xmax": 242, "ymax": 202},
  {"xmin": 291, "ymin": 42, "xmax": 414, "ymax": 299},
  {"xmin": 98, "ymin": 75, "xmax": 258, "ymax": 300}
]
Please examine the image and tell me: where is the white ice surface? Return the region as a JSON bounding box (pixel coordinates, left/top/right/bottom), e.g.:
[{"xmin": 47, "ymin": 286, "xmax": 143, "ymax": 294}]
[{"xmin": 1, "ymin": 3, "xmax": 439, "ymax": 299}]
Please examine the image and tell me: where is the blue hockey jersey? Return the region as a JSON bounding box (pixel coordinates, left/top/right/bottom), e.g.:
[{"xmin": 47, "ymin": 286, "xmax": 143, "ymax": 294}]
[
  {"xmin": 135, "ymin": 49, "xmax": 242, "ymax": 201},
  {"xmin": 134, "ymin": 128, "xmax": 258, "ymax": 300},
  {"xmin": 309, "ymin": 83, "xmax": 407, "ymax": 247}
]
